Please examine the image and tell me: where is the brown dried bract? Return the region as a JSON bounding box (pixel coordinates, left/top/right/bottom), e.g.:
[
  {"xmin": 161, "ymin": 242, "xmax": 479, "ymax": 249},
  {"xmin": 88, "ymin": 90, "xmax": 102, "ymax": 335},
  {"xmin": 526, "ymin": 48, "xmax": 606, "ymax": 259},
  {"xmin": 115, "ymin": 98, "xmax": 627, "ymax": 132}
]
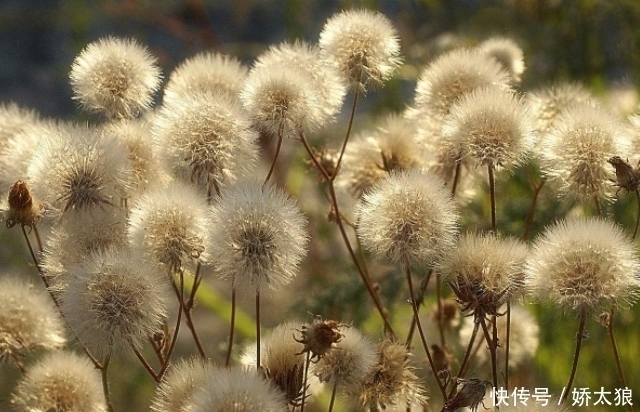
[
  {"xmin": 608, "ymin": 156, "xmax": 640, "ymax": 195},
  {"xmin": 294, "ymin": 318, "xmax": 343, "ymax": 362},
  {"xmin": 442, "ymin": 377, "xmax": 491, "ymax": 412},
  {"xmin": 5, "ymin": 180, "xmax": 41, "ymax": 229}
]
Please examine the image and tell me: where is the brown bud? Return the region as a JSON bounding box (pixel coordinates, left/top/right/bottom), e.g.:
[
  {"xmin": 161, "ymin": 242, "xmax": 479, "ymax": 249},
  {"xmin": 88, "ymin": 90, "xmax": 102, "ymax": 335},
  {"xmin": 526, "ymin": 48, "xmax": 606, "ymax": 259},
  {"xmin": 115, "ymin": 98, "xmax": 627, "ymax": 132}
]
[{"xmin": 5, "ymin": 180, "xmax": 40, "ymax": 229}]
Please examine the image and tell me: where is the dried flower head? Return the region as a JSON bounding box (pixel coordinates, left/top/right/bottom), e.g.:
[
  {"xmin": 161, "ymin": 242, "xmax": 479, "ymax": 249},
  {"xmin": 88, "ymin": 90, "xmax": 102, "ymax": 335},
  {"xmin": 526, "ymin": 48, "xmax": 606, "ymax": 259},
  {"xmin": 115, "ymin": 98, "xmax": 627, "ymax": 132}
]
[
  {"xmin": 4, "ymin": 180, "xmax": 41, "ymax": 228},
  {"xmin": 243, "ymin": 321, "xmax": 307, "ymax": 406},
  {"xmin": 70, "ymin": 36, "xmax": 162, "ymax": 119},
  {"xmin": 337, "ymin": 114, "xmax": 425, "ymax": 198},
  {"xmin": 208, "ymin": 180, "xmax": 308, "ymax": 292},
  {"xmin": 539, "ymin": 104, "xmax": 632, "ymax": 202},
  {"xmin": 0, "ymin": 276, "xmax": 65, "ymax": 362},
  {"xmin": 151, "ymin": 358, "xmax": 212, "ymax": 412},
  {"xmin": 241, "ymin": 65, "xmax": 322, "ymax": 139},
  {"xmin": 319, "ymin": 9, "xmax": 402, "ymax": 90},
  {"xmin": 163, "ymin": 51, "xmax": 248, "ymax": 105},
  {"xmin": 255, "ymin": 40, "xmax": 347, "ymax": 124},
  {"xmin": 295, "ymin": 318, "xmax": 343, "ymax": 362},
  {"xmin": 355, "ymin": 340, "xmax": 428, "ymax": 410},
  {"xmin": 62, "ymin": 247, "xmax": 168, "ymax": 357},
  {"xmin": 128, "ymin": 182, "xmax": 209, "ymax": 274},
  {"xmin": 11, "ymin": 351, "xmax": 106, "ymax": 412},
  {"xmin": 439, "ymin": 233, "xmax": 528, "ymax": 318},
  {"xmin": 27, "ymin": 123, "xmax": 133, "ymax": 219},
  {"xmin": 190, "ymin": 367, "xmax": 288, "ymax": 412},
  {"xmin": 443, "ymin": 378, "xmax": 491, "ymax": 412},
  {"xmin": 414, "ymin": 48, "xmax": 512, "ymax": 118},
  {"xmin": 355, "ymin": 169, "xmax": 458, "ymax": 266},
  {"xmin": 459, "ymin": 304, "xmax": 539, "ymax": 369},
  {"xmin": 477, "ymin": 37, "xmax": 525, "ymax": 83},
  {"xmin": 525, "ymin": 218, "xmax": 640, "ymax": 314},
  {"xmin": 314, "ymin": 325, "xmax": 377, "ymax": 388},
  {"xmin": 442, "ymin": 87, "xmax": 535, "ymax": 169},
  {"xmin": 0, "ymin": 102, "xmax": 40, "ymax": 150},
  {"xmin": 526, "ymin": 82, "xmax": 597, "ymax": 140},
  {"xmin": 153, "ymin": 91, "xmax": 258, "ymax": 194}
]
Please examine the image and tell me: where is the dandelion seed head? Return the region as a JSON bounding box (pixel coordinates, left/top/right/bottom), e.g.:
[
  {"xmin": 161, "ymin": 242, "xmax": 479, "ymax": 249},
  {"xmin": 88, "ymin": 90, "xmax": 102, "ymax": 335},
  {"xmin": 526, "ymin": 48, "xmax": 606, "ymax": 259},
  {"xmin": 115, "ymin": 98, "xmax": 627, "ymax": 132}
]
[
  {"xmin": 62, "ymin": 247, "xmax": 168, "ymax": 357},
  {"xmin": 190, "ymin": 367, "xmax": 288, "ymax": 412},
  {"xmin": 525, "ymin": 218, "xmax": 640, "ymax": 314},
  {"xmin": 163, "ymin": 51, "xmax": 248, "ymax": 105},
  {"xmin": 442, "ymin": 87, "xmax": 535, "ymax": 168},
  {"xmin": 414, "ymin": 48, "xmax": 512, "ymax": 118},
  {"xmin": 241, "ymin": 66, "xmax": 322, "ymax": 138},
  {"xmin": 151, "ymin": 358, "xmax": 212, "ymax": 412},
  {"xmin": 128, "ymin": 182, "xmax": 209, "ymax": 274},
  {"xmin": 355, "ymin": 169, "xmax": 458, "ymax": 266},
  {"xmin": 208, "ymin": 181, "xmax": 308, "ymax": 293},
  {"xmin": 539, "ymin": 104, "xmax": 631, "ymax": 202},
  {"xmin": 319, "ymin": 9, "xmax": 402, "ymax": 90},
  {"xmin": 477, "ymin": 37, "xmax": 525, "ymax": 83},
  {"xmin": 0, "ymin": 276, "xmax": 66, "ymax": 361},
  {"xmin": 70, "ymin": 37, "xmax": 162, "ymax": 119},
  {"xmin": 11, "ymin": 351, "xmax": 106, "ymax": 412},
  {"xmin": 314, "ymin": 325, "xmax": 377, "ymax": 388}
]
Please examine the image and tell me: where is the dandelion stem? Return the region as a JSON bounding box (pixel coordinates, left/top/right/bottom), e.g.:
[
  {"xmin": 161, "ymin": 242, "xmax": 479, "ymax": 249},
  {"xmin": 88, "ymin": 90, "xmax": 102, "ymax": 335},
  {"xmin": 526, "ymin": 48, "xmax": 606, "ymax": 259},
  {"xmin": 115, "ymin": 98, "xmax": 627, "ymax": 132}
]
[
  {"xmin": 633, "ymin": 189, "xmax": 640, "ymax": 240},
  {"xmin": 225, "ymin": 288, "xmax": 236, "ymax": 367},
  {"xmin": 300, "ymin": 351, "xmax": 312, "ymax": 412},
  {"xmin": 171, "ymin": 275, "xmax": 207, "ymax": 359},
  {"xmin": 158, "ymin": 271, "xmax": 184, "ymax": 380},
  {"xmin": 451, "ymin": 319, "xmax": 480, "ymax": 397},
  {"xmin": 299, "ymin": 131, "xmax": 396, "ymax": 338},
  {"xmin": 479, "ymin": 316, "xmax": 498, "ymax": 399},
  {"xmin": 132, "ymin": 345, "xmax": 160, "ymax": 383},
  {"xmin": 488, "ymin": 162, "xmax": 497, "ymax": 233},
  {"xmin": 405, "ymin": 264, "xmax": 447, "ymax": 399},
  {"xmin": 256, "ymin": 290, "xmax": 261, "ymax": 371},
  {"xmin": 436, "ymin": 271, "xmax": 446, "ymax": 349},
  {"xmin": 605, "ymin": 307, "xmax": 633, "ymax": 412},
  {"xmin": 450, "ymin": 157, "xmax": 462, "ymax": 197},
  {"xmin": 332, "ymin": 87, "xmax": 360, "ymax": 180},
  {"xmin": 327, "ymin": 381, "xmax": 338, "ymax": 412},
  {"xmin": 594, "ymin": 195, "xmax": 602, "ymax": 217},
  {"xmin": 405, "ymin": 269, "xmax": 433, "ymax": 346},
  {"xmin": 561, "ymin": 309, "xmax": 587, "ymax": 404},
  {"xmin": 101, "ymin": 355, "xmax": 115, "ymax": 412},
  {"xmin": 504, "ymin": 301, "xmax": 511, "ymax": 391},
  {"xmin": 522, "ymin": 175, "xmax": 546, "ymax": 241},
  {"xmin": 263, "ymin": 130, "xmax": 283, "ymax": 187}
]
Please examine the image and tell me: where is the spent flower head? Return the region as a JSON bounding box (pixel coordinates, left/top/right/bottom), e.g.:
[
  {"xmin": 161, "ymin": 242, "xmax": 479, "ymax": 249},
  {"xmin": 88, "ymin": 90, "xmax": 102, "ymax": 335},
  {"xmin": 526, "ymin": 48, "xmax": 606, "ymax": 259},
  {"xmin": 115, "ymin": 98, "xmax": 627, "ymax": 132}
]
[
  {"xmin": 294, "ymin": 318, "xmax": 343, "ymax": 362},
  {"xmin": 525, "ymin": 218, "xmax": 640, "ymax": 314},
  {"xmin": 442, "ymin": 86, "xmax": 535, "ymax": 169},
  {"xmin": 208, "ymin": 180, "xmax": 308, "ymax": 293},
  {"xmin": 0, "ymin": 276, "xmax": 66, "ymax": 362},
  {"xmin": 319, "ymin": 9, "xmax": 402, "ymax": 91},
  {"xmin": 70, "ymin": 36, "xmax": 162, "ymax": 119},
  {"xmin": 62, "ymin": 247, "xmax": 169, "ymax": 357},
  {"xmin": 154, "ymin": 91, "xmax": 258, "ymax": 194},
  {"xmin": 0, "ymin": 102, "xmax": 40, "ymax": 150},
  {"xmin": 11, "ymin": 351, "xmax": 106, "ymax": 412},
  {"xmin": 477, "ymin": 37, "xmax": 525, "ymax": 83},
  {"xmin": 3, "ymin": 180, "xmax": 42, "ymax": 229},
  {"xmin": 355, "ymin": 169, "xmax": 458, "ymax": 266}
]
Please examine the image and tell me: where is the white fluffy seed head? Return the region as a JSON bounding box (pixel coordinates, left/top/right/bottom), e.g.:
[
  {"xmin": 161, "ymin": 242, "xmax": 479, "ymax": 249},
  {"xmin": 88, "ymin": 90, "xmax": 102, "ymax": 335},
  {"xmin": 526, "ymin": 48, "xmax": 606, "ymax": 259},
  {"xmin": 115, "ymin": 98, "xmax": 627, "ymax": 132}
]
[
  {"xmin": 319, "ymin": 9, "xmax": 402, "ymax": 91},
  {"xmin": 128, "ymin": 182, "xmax": 209, "ymax": 274},
  {"xmin": 355, "ymin": 169, "xmax": 458, "ymax": 266},
  {"xmin": 153, "ymin": 91, "xmax": 259, "ymax": 194},
  {"xmin": 477, "ymin": 37, "xmax": 525, "ymax": 83},
  {"xmin": 255, "ymin": 40, "xmax": 347, "ymax": 124},
  {"xmin": 314, "ymin": 326, "xmax": 377, "ymax": 388},
  {"xmin": 151, "ymin": 358, "xmax": 212, "ymax": 412},
  {"xmin": 163, "ymin": 51, "xmax": 248, "ymax": 106},
  {"xmin": 70, "ymin": 36, "xmax": 162, "ymax": 119},
  {"xmin": 525, "ymin": 218, "xmax": 640, "ymax": 314},
  {"xmin": 241, "ymin": 65, "xmax": 323, "ymax": 139},
  {"xmin": 62, "ymin": 247, "xmax": 169, "ymax": 357},
  {"xmin": 414, "ymin": 48, "xmax": 512, "ymax": 118},
  {"xmin": 190, "ymin": 367, "xmax": 289, "ymax": 412},
  {"xmin": 11, "ymin": 351, "xmax": 106, "ymax": 412},
  {"xmin": 443, "ymin": 87, "xmax": 535, "ymax": 169},
  {"xmin": 0, "ymin": 276, "xmax": 66, "ymax": 361},
  {"xmin": 539, "ymin": 104, "xmax": 632, "ymax": 202},
  {"xmin": 0, "ymin": 102, "xmax": 40, "ymax": 153},
  {"xmin": 208, "ymin": 180, "xmax": 308, "ymax": 293},
  {"xmin": 27, "ymin": 123, "xmax": 133, "ymax": 220}
]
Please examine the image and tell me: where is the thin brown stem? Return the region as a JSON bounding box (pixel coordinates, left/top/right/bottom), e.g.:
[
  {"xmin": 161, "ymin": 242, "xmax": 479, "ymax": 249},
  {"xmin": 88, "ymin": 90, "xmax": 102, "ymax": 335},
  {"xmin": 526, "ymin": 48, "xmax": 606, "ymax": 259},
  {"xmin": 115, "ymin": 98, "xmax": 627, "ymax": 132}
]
[
  {"xmin": 451, "ymin": 319, "xmax": 479, "ymax": 395},
  {"xmin": 332, "ymin": 88, "xmax": 360, "ymax": 181},
  {"xmin": 561, "ymin": 310, "xmax": 587, "ymax": 404},
  {"xmin": 479, "ymin": 316, "xmax": 498, "ymax": 398},
  {"xmin": 101, "ymin": 355, "xmax": 115, "ymax": 412},
  {"xmin": 405, "ymin": 265, "xmax": 447, "ymax": 399},
  {"xmin": 504, "ymin": 302, "xmax": 511, "ymax": 391},
  {"xmin": 405, "ymin": 269, "xmax": 433, "ymax": 347},
  {"xmin": 158, "ymin": 271, "xmax": 184, "ymax": 380},
  {"xmin": 263, "ymin": 132, "xmax": 283, "ymax": 188},
  {"xmin": 604, "ymin": 307, "xmax": 633, "ymax": 412},
  {"xmin": 633, "ymin": 189, "xmax": 640, "ymax": 240},
  {"xmin": 225, "ymin": 288, "xmax": 236, "ymax": 367},
  {"xmin": 450, "ymin": 158, "xmax": 462, "ymax": 197},
  {"xmin": 299, "ymin": 351, "xmax": 312, "ymax": 412},
  {"xmin": 256, "ymin": 290, "xmax": 261, "ymax": 371},
  {"xmin": 522, "ymin": 177, "xmax": 546, "ymax": 241},
  {"xmin": 594, "ymin": 195, "xmax": 603, "ymax": 217},
  {"xmin": 488, "ymin": 162, "xmax": 497, "ymax": 233},
  {"xmin": 327, "ymin": 381, "xmax": 338, "ymax": 412},
  {"xmin": 132, "ymin": 346, "xmax": 160, "ymax": 383},
  {"xmin": 170, "ymin": 276, "xmax": 207, "ymax": 358}
]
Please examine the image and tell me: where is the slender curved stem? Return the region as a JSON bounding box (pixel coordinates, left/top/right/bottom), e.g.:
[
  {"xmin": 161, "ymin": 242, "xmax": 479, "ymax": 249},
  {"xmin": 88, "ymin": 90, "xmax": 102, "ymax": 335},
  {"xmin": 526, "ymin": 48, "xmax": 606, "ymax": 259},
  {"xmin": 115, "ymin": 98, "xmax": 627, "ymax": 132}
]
[
  {"xmin": 522, "ymin": 176, "xmax": 546, "ymax": 241},
  {"xmin": 405, "ymin": 269, "xmax": 433, "ymax": 346},
  {"xmin": 132, "ymin": 346, "xmax": 160, "ymax": 383},
  {"xmin": 450, "ymin": 158, "xmax": 462, "ymax": 197},
  {"xmin": 101, "ymin": 355, "xmax": 115, "ymax": 412},
  {"xmin": 633, "ymin": 189, "xmax": 640, "ymax": 240},
  {"xmin": 504, "ymin": 302, "xmax": 511, "ymax": 391},
  {"xmin": 561, "ymin": 310, "xmax": 587, "ymax": 404},
  {"xmin": 327, "ymin": 381, "xmax": 338, "ymax": 412},
  {"xmin": 299, "ymin": 351, "xmax": 312, "ymax": 412},
  {"xmin": 449, "ymin": 319, "xmax": 480, "ymax": 398},
  {"xmin": 170, "ymin": 276, "xmax": 207, "ymax": 359},
  {"xmin": 158, "ymin": 271, "xmax": 184, "ymax": 380},
  {"xmin": 332, "ymin": 88, "xmax": 360, "ymax": 180},
  {"xmin": 479, "ymin": 316, "xmax": 498, "ymax": 396},
  {"xmin": 256, "ymin": 290, "xmax": 261, "ymax": 371},
  {"xmin": 405, "ymin": 264, "xmax": 447, "ymax": 399},
  {"xmin": 263, "ymin": 131, "xmax": 283, "ymax": 187},
  {"xmin": 605, "ymin": 307, "xmax": 633, "ymax": 412},
  {"xmin": 488, "ymin": 162, "xmax": 497, "ymax": 233},
  {"xmin": 225, "ymin": 288, "xmax": 236, "ymax": 367}
]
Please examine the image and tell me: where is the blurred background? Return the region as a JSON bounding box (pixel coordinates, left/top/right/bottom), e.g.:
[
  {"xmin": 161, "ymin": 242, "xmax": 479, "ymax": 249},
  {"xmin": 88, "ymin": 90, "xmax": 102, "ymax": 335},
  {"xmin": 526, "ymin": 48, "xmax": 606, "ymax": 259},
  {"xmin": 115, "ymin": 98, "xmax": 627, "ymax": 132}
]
[{"xmin": 1, "ymin": 0, "xmax": 640, "ymax": 411}]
